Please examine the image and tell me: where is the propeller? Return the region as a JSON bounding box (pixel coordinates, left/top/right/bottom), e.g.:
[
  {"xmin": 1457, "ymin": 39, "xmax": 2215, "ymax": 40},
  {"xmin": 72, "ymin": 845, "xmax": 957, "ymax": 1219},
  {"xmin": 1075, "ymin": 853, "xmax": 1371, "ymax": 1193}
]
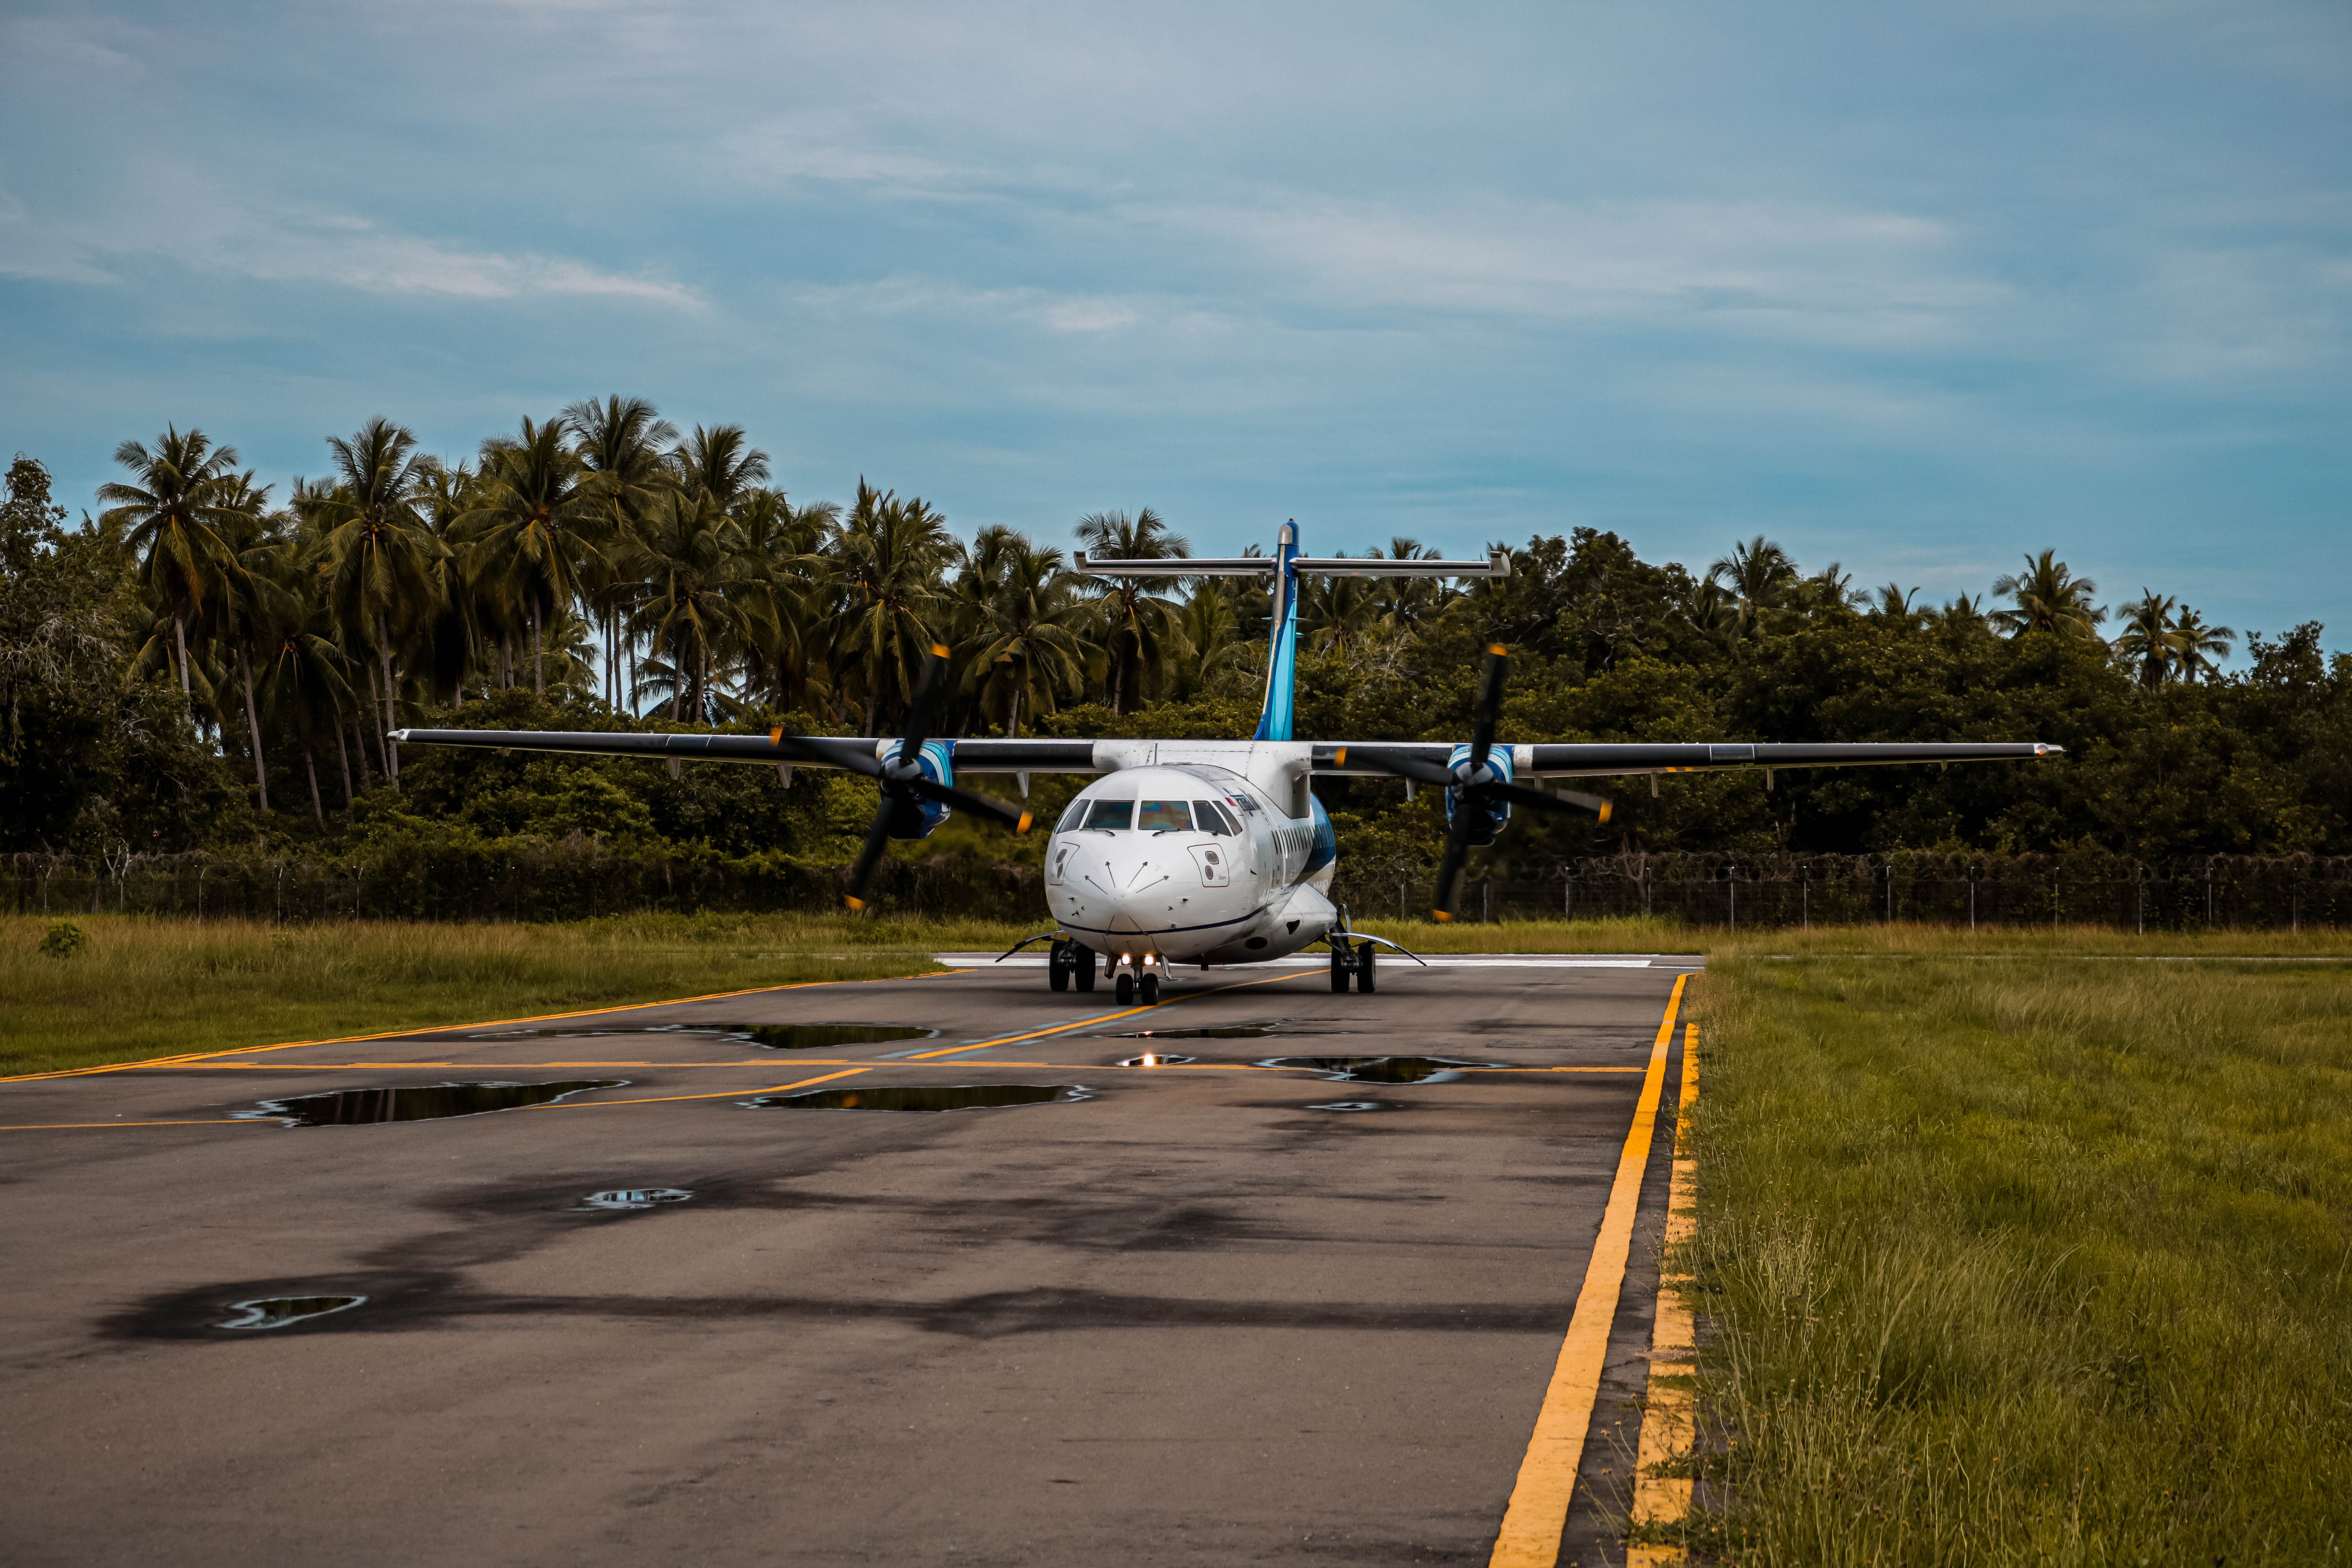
[
  {"xmin": 1339, "ymin": 644, "xmax": 1612, "ymax": 922},
  {"xmin": 765, "ymin": 642, "xmax": 1034, "ymax": 912}
]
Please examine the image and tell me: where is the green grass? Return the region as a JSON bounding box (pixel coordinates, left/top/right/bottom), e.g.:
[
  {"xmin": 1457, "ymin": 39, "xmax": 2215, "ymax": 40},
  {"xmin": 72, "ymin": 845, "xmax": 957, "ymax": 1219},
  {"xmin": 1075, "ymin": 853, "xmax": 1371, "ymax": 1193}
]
[
  {"xmin": 1676, "ymin": 947, "xmax": 2352, "ymax": 1565},
  {"xmin": 0, "ymin": 912, "xmax": 1039, "ymax": 1077}
]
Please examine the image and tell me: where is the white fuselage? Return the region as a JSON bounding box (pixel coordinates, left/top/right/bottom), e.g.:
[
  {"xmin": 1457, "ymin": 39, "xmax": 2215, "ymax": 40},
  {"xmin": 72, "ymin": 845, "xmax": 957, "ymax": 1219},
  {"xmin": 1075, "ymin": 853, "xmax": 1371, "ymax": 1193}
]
[{"xmin": 1041, "ymin": 756, "xmax": 1338, "ymax": 966}]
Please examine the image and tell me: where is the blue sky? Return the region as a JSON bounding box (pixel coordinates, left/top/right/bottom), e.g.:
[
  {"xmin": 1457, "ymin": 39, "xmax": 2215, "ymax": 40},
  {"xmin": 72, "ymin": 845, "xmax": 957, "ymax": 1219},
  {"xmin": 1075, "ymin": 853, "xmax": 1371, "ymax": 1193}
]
[{"xmin": 3, "ymin": 2, "xmax": 2347, "ymax": 651}]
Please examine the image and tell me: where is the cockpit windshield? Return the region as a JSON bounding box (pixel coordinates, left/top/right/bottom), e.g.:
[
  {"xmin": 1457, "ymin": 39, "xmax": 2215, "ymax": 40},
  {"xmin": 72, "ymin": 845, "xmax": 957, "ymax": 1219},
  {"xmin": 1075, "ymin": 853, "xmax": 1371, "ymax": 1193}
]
[
  {"xmin": 1136, "ymin": 800, "xmax": 1193, "ymax": 833},
  {"xmin": 1081, "ymin": 798, "xmax": 1136, "ymax": 832}
]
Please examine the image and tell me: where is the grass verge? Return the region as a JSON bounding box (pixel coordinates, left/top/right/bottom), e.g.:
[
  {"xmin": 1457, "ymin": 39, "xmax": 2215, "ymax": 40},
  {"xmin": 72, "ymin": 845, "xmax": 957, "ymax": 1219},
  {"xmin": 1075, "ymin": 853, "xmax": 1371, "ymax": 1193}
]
[
  {"xmin": 0, "ymin": 913, "xmax": 1045, "ymax": 1077},
  {"xmin": 1676, "ymin": 948, "xmax": 2352, "ymax": 1564}
]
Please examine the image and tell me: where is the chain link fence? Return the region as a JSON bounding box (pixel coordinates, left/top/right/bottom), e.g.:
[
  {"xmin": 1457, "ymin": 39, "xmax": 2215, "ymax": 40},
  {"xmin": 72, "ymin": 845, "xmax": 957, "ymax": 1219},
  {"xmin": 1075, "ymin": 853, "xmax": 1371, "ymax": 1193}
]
[{"xmin": 11, "ymin": 848, "xmax": 2350, "ymax": 931}]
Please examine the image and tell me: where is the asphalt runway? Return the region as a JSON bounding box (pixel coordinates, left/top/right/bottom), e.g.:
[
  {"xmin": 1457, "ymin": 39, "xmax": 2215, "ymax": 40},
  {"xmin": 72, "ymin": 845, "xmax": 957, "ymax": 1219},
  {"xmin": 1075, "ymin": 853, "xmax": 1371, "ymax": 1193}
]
[{"xmin": 2, "ymin": 953, "xmax": 1701, "ymax": 1567}]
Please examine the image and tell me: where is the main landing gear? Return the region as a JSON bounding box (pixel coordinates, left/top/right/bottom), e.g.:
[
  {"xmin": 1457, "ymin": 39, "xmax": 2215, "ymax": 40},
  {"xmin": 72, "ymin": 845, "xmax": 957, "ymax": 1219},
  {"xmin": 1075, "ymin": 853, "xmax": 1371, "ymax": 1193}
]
[
  {"xmin": 1047, "ymin": 938, "xmax": 1097, "ymax": 994},
  {"xmin": 1328, "ymin": 939, "xmax": 1377, "ymax": 994}
]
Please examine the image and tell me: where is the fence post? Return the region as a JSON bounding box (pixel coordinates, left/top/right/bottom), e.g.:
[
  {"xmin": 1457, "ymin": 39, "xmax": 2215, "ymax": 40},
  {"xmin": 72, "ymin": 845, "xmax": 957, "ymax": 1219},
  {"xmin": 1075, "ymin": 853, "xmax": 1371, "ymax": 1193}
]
[
  {"xmin": 1728, "ymin": 872, "xmax": 1736, "ymax": 932},
  {"xmin": 1802, "ymin": 874, "xmax": 1809, "ymax": 930}
]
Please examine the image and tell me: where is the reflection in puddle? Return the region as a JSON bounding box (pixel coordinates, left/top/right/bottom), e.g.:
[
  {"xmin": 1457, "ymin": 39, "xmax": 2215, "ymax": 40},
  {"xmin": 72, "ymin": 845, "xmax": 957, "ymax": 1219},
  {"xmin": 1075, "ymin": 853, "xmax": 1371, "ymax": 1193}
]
[
  {"xmin": 577, "ymin": 1188, "xmax": 694, "ymax": 1210},
  {"xmin": 1258, "ymin": 1056, "xmax": 1497, "ymax": 1084},
  {"xmin": 218, "ymin": 1295, "xmax": 367, "ymax": 1330},
  {"xmin": 746, "ymin": 1084, "xmax": 1091, "ymax": 1112},
  {"xmin": 727, "ymin": 1024, "xmax": 933, "ymax": 1050},
  {"xmin": 1117, "ymin": 1053, "xmax": 1197, "ymax": 1067},
  {"xmin": 237, "ymin": 1080, "xmax": 624, "ymax": 1126},
  {"xmin": 1304, "ymin": 1101, "xmax": 1389, "ymax": 1113},
  {"xmin": 1111, "ymin": 1024, "xmax": 1299, "ymax": 1040}
]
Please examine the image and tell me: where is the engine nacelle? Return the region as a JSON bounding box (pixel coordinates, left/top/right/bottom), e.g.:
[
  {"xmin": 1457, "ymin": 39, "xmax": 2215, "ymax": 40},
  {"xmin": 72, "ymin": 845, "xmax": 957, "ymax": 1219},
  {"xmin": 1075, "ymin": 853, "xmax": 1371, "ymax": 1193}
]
[
  {"xmin": 1443, "ymin": 744, "xmax": 1513, "ymax": 846},
  {"xmin": 877, "ymin": 739, "xmax": 955, "ymax": 839}
]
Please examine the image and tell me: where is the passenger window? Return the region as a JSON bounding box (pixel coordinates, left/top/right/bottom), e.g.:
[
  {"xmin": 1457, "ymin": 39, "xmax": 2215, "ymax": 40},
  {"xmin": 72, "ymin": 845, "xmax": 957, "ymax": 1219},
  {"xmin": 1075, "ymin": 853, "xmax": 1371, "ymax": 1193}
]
[
  {"xmin": 1082, "ymin": 798, "xmax": 1135, "ymax": 831},
  {"xmin": 1192, "ymin": 800, "xmax": 1234, "ymax": 835},
  {"xmin": 1137, "ymin": 800, "xmax": 1193, "ymax": 833}
]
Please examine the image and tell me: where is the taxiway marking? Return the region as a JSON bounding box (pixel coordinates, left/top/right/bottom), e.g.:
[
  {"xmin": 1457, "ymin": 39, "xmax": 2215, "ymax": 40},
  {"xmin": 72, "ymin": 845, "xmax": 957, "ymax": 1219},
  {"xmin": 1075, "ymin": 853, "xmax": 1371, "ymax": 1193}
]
[
  {"xmin": 530, "ymin": 1066, "xmax": 872, "ymax": 1109},
  {"xmin": 1487, "ymin": 971, "xmax": 1685, "ymax": 1568},
  {"xmin": 904, "ymin": 968, "xmax": 1321, "ymax": 1058},
  {"xmin": 1628, "ymin": 1020, "xmax": 1702, "ymax": 1566}
]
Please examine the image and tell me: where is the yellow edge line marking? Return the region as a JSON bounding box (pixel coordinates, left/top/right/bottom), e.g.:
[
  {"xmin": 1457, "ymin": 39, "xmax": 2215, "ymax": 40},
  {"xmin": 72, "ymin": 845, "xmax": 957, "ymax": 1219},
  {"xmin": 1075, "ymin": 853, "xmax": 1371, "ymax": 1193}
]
[
  {"xmin": 1488, "ymin": 971, "xmax": 1685, "ymax": 1568},
  {"xmin": 532, "ymin": 1066, "xmax": 871, "ymax": 1108},
  {"xmin": 0, "ymin": 968, "xmax": 953, "ymax": 1083},
  {"xmin": 1628, "ymin": 1020, "xmax": 1701, "ymax": 1567},
  {"xmin": 149, "ymin": 1059, "xmax": 1651, "ymax": 1075},
  {"xmin": 904, "ymin": 969, "xmax": 1318, "ymax": 1057}
]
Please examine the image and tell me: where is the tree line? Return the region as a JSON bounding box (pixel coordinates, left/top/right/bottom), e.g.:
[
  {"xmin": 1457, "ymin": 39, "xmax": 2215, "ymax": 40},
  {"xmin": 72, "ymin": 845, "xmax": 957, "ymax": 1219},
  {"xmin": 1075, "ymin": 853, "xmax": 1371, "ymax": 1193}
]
[{"xmin": 2, "ymin": 399, "xmax": 2347, "ymax": 876}]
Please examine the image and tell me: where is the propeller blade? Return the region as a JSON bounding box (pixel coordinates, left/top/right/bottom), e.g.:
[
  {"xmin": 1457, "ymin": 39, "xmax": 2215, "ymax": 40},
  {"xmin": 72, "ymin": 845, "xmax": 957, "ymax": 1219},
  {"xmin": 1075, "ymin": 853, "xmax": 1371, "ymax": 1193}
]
[
  {"xmin": 841, "ymin": 798, "xmax": 898, "ymax": 912},
  {"xmin": 1466, "ymin": 644, "xmax": 1506, "ymax": 777},
  {"xmin": 1430, "ymin": 804, "xmax": 1475, "ymax": 923},
  {"xmin": 1339, "ymin": 748, "xmax": 1456, "ymax": 789},
  {"xmin": 898, "ymin": 642, "xmax": 951, "ymax": 760},
  {"xmin": 1474, "ymin": 779, "xmax": 1613, "ymax": 823},
  {"xmin": 770, "ymin": 728, "xmax": 880, "ymax": 776},
  {"xmin": 907, "ymin": 775, "xmax": 1035, "ymax": 833}
]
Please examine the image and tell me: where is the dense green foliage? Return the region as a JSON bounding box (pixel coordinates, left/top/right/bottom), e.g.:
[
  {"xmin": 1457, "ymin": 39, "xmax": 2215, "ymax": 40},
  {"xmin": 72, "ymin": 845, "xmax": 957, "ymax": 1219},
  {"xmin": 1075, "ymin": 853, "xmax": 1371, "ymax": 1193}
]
[{"xmin": 4, "ymin": 411, "xmax": 2348, "ymax": 889}]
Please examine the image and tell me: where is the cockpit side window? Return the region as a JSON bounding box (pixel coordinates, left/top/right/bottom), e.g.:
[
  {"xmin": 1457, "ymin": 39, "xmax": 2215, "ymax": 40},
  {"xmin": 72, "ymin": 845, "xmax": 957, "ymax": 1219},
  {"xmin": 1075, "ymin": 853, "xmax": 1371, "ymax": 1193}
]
[
  {"xmin": 1081, "ymin": 798, "xmax": 1136, "ymax": 832},
  {"xmin": 1057, "ymin": 797, "xmax": 1091, "ymax": 832},
  {"xmin": 1192, "ymin": 799, "xmax": 1236, "ymax": 835},
  {"xmin": 1136, "ymin": 800, "xmax": 1193, "ymax": 833}
]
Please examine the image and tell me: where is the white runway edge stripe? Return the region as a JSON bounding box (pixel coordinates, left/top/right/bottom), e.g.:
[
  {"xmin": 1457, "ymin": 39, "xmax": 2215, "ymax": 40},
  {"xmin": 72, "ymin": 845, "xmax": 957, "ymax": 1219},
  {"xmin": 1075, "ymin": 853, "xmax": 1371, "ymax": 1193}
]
[{"xmin": 932, "ymin": 952, "xmax": 1695, "ymax": 970}]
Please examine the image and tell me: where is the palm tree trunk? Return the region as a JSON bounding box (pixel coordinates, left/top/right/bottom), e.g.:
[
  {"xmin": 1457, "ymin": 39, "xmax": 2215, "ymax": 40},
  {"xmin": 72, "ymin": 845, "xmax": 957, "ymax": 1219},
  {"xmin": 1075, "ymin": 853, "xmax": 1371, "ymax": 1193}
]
[
  {"xmin": 350, "ymin": 712, "xmax": 372, "ymax": 790},
  {"xmin": 335, "ymin": 720, "xmax": 354, "ymax": 807},
  {"xmin": 376, "ymin": 613, "xmax": 399, "ymax": 786},
  {"xmin": 1007, "ymin": 682, "xmax": 1022, "ymax": 739},
  {"xmin": 239, "ymin": 650, "xmax": 270, "ymax": 813},
  {"xmin": 698, "ymin": 642, "xmax": 709, "ymax": 724},
  {"xmin": 305, "ymin": 746, "xmax": 325, "ymax": 824},
  {"xmin": 174, "ymin": 614, "xmax": 191, "ymax": 694},
  {"xmin": 532, "ymin": 600, "xmax": 544, "ymax": 695}
]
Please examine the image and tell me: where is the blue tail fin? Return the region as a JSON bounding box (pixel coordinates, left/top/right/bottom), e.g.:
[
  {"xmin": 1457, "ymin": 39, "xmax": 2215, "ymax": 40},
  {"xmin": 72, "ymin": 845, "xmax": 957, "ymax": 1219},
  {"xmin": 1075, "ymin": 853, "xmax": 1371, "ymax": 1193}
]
[{"xmin": 1252, "ymin": 521, "xmax": 1301, "ymax": 742}]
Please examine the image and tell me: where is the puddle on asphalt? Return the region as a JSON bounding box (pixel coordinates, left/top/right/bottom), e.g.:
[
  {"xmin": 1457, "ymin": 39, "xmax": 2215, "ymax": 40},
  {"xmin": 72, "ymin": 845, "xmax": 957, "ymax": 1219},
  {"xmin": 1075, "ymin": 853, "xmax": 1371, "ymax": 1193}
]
[
  {"xmin": 236, "ymin": 1080, "xmax": 625, "ymax": 1126},
  {"xmin": 218, "ymin": 1295, "xmax": 367, "ymax": 1330},
  {"xmin": 1110, "ymin": 1024, "xmax": 1302, "ymax": 1040},
  {"xmin": 726, "ymin": 1024, "xmax": 933, "ymax": 1050},
  {"xmin": 745, "ymin": 1084, "xmax": 1092, "ymax": 1112},
  {"xmin": 467, "ymin": 1023, "xmax": 933, "ymax": 1048},
  {"xmin": 1258, "ymin": 1056, "xmax": 1497, "ymax": 1084},
  {"xmin": 1303, "ymin": 1101, "xmax": 1389, "ymax": 1113},
  {"xmin": 1117, "ymin": 1053, "xmax": 1198, "ymax": 1067},
  {"xmin": 576, "ymin": 1187, "xmax": 694, "ymax": 1211}
]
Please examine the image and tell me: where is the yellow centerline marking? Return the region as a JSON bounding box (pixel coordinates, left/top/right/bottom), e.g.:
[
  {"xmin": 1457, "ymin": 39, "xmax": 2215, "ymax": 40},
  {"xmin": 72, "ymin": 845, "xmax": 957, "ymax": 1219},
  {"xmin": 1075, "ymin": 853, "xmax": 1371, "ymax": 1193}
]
[
  {"xmin": 1628, "ymin": 1021, "xmax": 1702, "ymax": 1567},
  {"xmin": 0, "ymin": 969, "xmax": 955, "ymax": 1083},
  {"xmin": 1488, "ymin": 971, "xmax": 1685, "ymax": 1568},
  {"xmin": 531, "ymin": 1066, "xmax": 871, "ymax": 1108},
  {"xmin": 147, "ymin": 1058, "xmax": 1650, "ymax": 1075},
  {"xmin": 904, "ymin": 969, "xmax": 1319, "ymax": 1057}
]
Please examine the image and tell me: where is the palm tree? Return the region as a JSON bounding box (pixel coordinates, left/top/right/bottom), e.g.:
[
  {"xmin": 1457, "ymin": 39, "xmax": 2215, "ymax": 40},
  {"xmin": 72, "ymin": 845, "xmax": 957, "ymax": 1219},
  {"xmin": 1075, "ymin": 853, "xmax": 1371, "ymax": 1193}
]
[
  {"xmin": 1298, "ymin": 559, "xmax": 1381, "ymax": 656},
  {"xmin": 314, "ymin": 417, "xmax": 444, "ymax": 784},
  {"xmin": 1869, "ymin": 583, "xmax": 1923, "ymax": 625},
  {"xmin": 1174, "ymin": 580, "xmax": 1255, "ymax": 694},
  {"xmin": 1075, "ymin": 507, "xmax": 1190, "ymax": 713},
  {"xmin": 961, "ymin": 530, "xmax": 1087, "ymax": 736},
  {"xmin": 566, "ymin": 396, "xmax": 679, "ymax": 708},
  {"xmin": 2114, "ymin": 590, "xmax": 2178, "ymax": 688},
  {"xmin": 672, "ymin": 425, "xmax": 770, "ymax": 510},
  {"xmin": 2171, "ymin": 604, "xmax": 2235, "ymax": 683},
  {"xmin": 1991, "ymin": 550, "xmax": 2103, "ymax": 639},
  {"xmin": 1369, "ymin": 537, "xmax": 1447, "ymax": 633},
  {"xmin": 810, "ymin": 482, "xmax": 955, "ymax": 733},
  {"xmin": 96, "ymin": 426, "xmax": 247, "ymax": 695},
  {"xmin": 1798, "ymin": 562, "xmax": 1861, "ymax": 613},
  {"xmin": 247, "ymin": 530, "xmax": 351, "ymax": 821},
  {"xmin": 1936, "ymin": 592, "xmax": 1988, "ymax": 631},
  {"xmin": 461, "ymin": 416, "xmax": 608, "ymax": 695},
  {"xmin": 626, "ymin": 488, "xmax": 753, "ymax": 723},
  {"xmin": 1706, "ymin": 535, "xmax": 1797, "ymax": 637}
]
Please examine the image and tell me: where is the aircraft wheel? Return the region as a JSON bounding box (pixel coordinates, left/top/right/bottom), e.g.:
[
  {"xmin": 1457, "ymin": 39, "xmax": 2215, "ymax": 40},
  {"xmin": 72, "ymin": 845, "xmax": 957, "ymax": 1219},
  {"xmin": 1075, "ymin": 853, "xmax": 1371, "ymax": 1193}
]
[
  {"xmin": 1115, "ymin": 971, "xmax": 1135, "ymax": 1006},
  {"xmin": 1075, "ymin": 946, "xmax": 1097, "ymax": 991},
  {"xmin": 1329, "ymin": 944, "xmax": 1349, "ymax": 993},
  {"xmin": 1048, "ymin": 942, "xmax": 1071, "ymax": 993},
  {"xmin": 1356, "ymin": 940, "xmax": 1377, "ymax": 993},
  {"xmin": 1140, "ymin": 973, "xmax": 1160, "ymax": 1005}
]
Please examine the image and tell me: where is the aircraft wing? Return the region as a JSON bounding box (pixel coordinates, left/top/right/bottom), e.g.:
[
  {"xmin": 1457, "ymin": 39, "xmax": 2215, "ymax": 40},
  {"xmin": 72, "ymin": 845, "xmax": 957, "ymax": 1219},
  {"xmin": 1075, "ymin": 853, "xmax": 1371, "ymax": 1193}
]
[
  {"xmin": 1312, "ymin": 740, "xmax": 2062, "ymax": 779},
  {"xmin": 389, "ymin": 728, "xmax": 1105, "ymax": 774}
]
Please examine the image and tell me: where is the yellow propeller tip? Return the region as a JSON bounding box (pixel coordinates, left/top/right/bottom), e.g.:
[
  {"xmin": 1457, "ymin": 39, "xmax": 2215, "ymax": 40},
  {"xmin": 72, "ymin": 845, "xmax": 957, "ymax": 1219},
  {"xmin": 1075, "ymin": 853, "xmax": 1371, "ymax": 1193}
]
[
  {"xmin": 1016, "ymin": 811, "xmax": 1034, "ymax": 833},
  {"xmin": 843, "ymin": 896, "xmax": 866, "ymax": 911},
  {"xmin": 1334, "ymin": 746, "xmax": 1347, "ymax": 766},
  {"xmin": 1488, "ymin": 642, "xmax": 1507, "ymax": 657},
  {"xmin": 1432, "ymin": 909, "xmax": 1453, "ymax": 923},
  {"xmin": 769, "ymin": 727, "xmax": 784, "ymax": 743},
  {"xmin": 1598, "ymin": 802, "xmax": 1612, "ymax": 824},
  {"xmin": 931, "ymin": 642, "xmax": 951, "ymax": 659}
]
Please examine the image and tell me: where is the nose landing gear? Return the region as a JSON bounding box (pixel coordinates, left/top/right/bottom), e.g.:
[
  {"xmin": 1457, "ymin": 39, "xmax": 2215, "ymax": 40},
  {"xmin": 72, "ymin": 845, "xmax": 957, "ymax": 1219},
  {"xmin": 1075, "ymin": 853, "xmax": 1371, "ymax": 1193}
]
[
  {"xmin": 1111, "ymin": 954, "xmax": 1162, "ymax": 1006},
  {"xmin": 1048, "ymin": 939, "xmax": 1098, "ymax": 993},
  {"xmin": 1328, "ymin": 938, "xmax": 1378, "ymax": 994}
]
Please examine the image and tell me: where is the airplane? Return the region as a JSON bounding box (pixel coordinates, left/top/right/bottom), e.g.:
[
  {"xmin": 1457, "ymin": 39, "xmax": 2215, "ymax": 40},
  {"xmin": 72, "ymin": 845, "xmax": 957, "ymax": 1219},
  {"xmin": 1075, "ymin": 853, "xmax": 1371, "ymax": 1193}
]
[{"xmin": 392, "ymin": 522, "xmax": 2062, "ymax": 1006}]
